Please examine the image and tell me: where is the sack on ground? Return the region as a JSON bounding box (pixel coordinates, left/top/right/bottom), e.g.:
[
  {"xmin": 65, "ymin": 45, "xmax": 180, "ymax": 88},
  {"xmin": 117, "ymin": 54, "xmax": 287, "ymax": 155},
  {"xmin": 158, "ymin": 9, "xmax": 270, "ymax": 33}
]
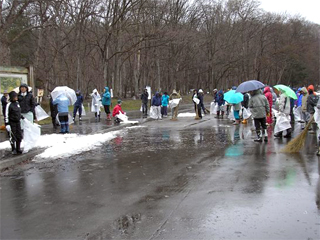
[
  {"xmin": 23, "ymin": 119, "xmax": 41, "ymax": 153},
  {"xmin": 210, "ymin": 102, "xmax": 218, "ymax": 115},
  {"xmin": 274, "ymin": 113, "xmax": 291, "ymax": 134},
  {"xmin": 35, "ymin": 105, "xmax": 49, "ymax": 121}
]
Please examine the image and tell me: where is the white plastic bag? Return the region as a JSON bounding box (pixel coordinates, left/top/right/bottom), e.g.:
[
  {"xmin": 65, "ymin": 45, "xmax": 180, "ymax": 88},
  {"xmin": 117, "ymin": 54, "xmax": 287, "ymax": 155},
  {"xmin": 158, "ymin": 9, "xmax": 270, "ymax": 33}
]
[
  {"xmin": 210, "ymin": 102, "xmax": 217, "ymax": 115},
  {"xmin": 293, "ymin": 106, "xmax": 301, "ymax": 122},
  {"xmin": 23, "ymin": 119, "xmax": 41, "ymax": 153},
  {"xmin": 314, "ymin": 108, "xmax": 320, "ymax": 126},
  {"xmin": 193, "ymin": 97, "xmax": 200, "ymax": 105},
  {"xmin": 274, "ymin": 113, "xmax": 291, "ymax": 134},
  {"xmin": 169, "ymin": 98, "xmax": 181, "ymax": 109},
  {"xmin": 242, "ymin": 108, "xmax": 252, "ymax": 120},
  {"xmin": 140, "ymin": 105, "xmax": 143, "ymax": 112},
  {"xmin": 150, "ymin": 106, "xmax": 158, "ymax": 119},
  {"xmin": 228, "ymin": 107, "xmax": 235, "ymax": 121},
  {"xmin": 117, "ymin": 112, "xmax": 128, "ymax": 122},
  {"xmin": 35, "ymin": 105, "xmax": 49, "ymax": 121}
]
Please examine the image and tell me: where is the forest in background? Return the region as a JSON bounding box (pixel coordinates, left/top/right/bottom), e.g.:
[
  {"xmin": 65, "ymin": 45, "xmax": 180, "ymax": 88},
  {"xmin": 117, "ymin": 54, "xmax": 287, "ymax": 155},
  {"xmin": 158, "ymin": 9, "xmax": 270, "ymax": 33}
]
[{"xmin": 0, "ymin": 0, "xmax": 319, "ymax": 98}]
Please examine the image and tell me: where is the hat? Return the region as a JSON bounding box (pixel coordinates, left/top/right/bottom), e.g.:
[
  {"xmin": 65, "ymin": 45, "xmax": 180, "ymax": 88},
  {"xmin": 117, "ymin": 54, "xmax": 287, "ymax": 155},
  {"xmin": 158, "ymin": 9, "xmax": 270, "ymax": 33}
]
[
  {"xmin": 3, "ymin": 90, "xmax": 8, "ymax": 94},
  {"xmin": 198, "ymin": 89, "xmax": 203, "ymax": 93},
  {"xmin": 117, "ymin": 99, "xmax": 122, "ymax": 104},
  {"xmin": 9, "ymin": 91, "xmax": 18, "ymax": 101}
]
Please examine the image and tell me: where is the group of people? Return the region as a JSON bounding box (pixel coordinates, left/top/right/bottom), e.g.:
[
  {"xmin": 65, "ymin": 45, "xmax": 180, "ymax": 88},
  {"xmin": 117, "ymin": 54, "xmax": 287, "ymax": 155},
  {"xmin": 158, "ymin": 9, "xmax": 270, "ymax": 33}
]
[
  {"xmin": 141, "ymin": 89, "xmax": 181, "ymax": 120},
  {"xmin": 211, "ymin": 84, "xmax": 319, "ymax": 143}
]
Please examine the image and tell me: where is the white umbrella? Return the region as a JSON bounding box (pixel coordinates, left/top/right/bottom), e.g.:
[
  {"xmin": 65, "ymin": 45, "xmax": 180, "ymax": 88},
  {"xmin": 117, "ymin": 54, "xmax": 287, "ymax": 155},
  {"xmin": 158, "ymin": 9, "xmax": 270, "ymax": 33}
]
[{"xmin": 51, "ymin": 86, "xmax": 77, "ymax": 105}]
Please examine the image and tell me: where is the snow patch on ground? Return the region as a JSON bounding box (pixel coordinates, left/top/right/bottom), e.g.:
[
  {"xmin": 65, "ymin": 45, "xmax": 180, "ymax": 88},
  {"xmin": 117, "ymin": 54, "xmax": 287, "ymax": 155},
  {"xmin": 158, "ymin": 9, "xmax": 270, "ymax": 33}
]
[
  {"xmin": 126, "ymin": 125, "xmax": 146, "ymax": 129},
  {"xmin": 177, "ymin": 113, "xmax": 196, "ymax": 117},
  {"xmin": 34, "ymin": 131, "xmax": 120, "ymax": 161}
]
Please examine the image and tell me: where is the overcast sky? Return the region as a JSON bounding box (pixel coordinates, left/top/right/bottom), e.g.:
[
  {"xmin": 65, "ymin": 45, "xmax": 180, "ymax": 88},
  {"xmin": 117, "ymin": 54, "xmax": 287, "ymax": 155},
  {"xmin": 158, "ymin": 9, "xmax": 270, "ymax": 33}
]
[{"xmin": 259, "ymin": 0, "xmax": 320, "ymax": 24}]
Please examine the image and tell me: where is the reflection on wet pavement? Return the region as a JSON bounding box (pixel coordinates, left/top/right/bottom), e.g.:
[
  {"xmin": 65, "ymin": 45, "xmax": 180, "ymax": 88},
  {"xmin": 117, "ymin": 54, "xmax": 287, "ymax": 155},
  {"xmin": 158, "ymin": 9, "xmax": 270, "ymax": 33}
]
[{"xmin": 1, "ymin": 116, "xmax": 319, "ymax": 239}]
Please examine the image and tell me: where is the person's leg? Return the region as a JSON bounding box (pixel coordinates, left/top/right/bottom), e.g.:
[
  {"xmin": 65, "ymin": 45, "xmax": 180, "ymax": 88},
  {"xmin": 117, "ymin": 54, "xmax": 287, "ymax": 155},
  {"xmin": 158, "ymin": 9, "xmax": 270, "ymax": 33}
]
[
  {"xmin": 254, "ymin": 118, "xmax": 262, "ymax": 142},
  {"xmin": 64, "ymin": 115, "xmax": 69, "ymax": 133},
  {"xmin": 261, "ymin": 118, "xmax": 268, "ymax": 142},
  {"xmin": 73, "ymin": 106, "xmax": 77, "ymax": 119},
  {"xmin": 78, "ymin": 105, "xmax": 82, "ymax": 119},
  {"xmin": 164, "ymin": 106, "xmax": 168, "ymax": 117},
  {"xmin": 59, "ymin": 115, "xmax": 65, "ymax": 133}
]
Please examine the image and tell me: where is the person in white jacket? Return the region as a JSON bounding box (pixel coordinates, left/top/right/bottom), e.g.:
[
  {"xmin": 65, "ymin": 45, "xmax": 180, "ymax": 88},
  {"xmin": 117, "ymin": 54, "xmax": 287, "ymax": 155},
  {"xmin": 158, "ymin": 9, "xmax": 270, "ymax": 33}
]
[
  {"xmin": 274, "ymin": 91, "xmax": 292, "ymax": 138},
  {"xmin": 91, "ymin": 89, "xmax": 102, "ymax": 121}
]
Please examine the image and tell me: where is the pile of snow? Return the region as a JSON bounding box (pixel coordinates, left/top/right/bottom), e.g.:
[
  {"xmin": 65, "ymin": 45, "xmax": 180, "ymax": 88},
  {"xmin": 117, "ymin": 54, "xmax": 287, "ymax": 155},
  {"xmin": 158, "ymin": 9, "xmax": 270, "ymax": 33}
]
[
  {"xmin": 0, "ymin": 131, "xmax": 120, "ymax": 160},
  {"xmin": 177, "ymin": 112, "xmax": 196, "ymax": 117},
  {"xmin": 126, "ymin": 126, "xmax": 146, "ymax": 129}
]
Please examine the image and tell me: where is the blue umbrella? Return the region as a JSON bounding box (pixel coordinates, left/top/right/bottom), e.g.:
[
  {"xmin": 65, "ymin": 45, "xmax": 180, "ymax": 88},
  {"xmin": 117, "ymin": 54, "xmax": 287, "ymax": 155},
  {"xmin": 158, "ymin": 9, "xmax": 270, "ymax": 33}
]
[
  {"xmin": 235, "ymin": 80, "xmax": 265, "ymax": 93},
  {"xmin": 224, "ymin": 90, "xmax": 243, "ymax": 104}
]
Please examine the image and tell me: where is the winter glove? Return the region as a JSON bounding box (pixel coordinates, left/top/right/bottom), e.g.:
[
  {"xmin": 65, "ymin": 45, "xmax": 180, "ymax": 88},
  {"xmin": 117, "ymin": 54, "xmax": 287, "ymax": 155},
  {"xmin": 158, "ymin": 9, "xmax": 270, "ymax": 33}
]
[{"xmin": 6, "ymin": 125, "xmax": 11, "ymax": 132}]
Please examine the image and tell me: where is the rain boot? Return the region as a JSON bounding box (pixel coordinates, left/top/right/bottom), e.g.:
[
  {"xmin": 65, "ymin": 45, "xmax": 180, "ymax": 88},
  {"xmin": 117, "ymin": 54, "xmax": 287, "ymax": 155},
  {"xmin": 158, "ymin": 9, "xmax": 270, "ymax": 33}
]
[
  {"xmin": 16, "ymin": 141, "xmax": 22, "ymax": 154},
  {"xmin": 221, "ymin": 111, "xmax": 224, "ymax": 119},
  {"xmin": 274, "ymin": 131, "xmax": 282, "ymax": 138},
  {"xmin": 283, "ymin": 128, "xmax": 292, "ymax": 138},
  {"xmin": 254, "ymin": 130, "xmax": 262, "ymax": 142},
  {"xmin": 262, "ymin": 129, "xmax": 268, "ymax": 142},
  {"xmin": 11, "ymin": 143, "xmax": 17, "ymax": 155},
  {"xmin": 215, "ymin": 111, "xmax": 220, "ymax": 119},
  {"xmin": 107, "ymin": 114, "xmax": 111, "ymax": 121}
]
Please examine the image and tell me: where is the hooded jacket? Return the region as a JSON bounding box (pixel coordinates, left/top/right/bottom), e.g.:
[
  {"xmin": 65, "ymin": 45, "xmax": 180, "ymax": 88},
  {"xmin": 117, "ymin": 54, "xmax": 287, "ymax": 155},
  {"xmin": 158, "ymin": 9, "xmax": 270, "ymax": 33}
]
[
  {"xmin": 248, "ymin": 89, "xmax": 270, "ymax": 118},
  {"xmin": 301, "ymin": 87, "xmax": 309, "ymax": 111},
  {"xmin": 307, "ymin": 89, "xmax": 319, "ymax": 114},
  {"xmin": 270, "ymin": 88, "xmax": 277, "ymax": 103},
  {"xmin": 264, "ymin": 87, "xmax": 273, "ymax": 109},
  {"xmin": 18, "ymin": 83, "xmax": 36, "ymax": 114},
  {"xmin": 215, "ymin": 90, "xmax": 225, "ymax": 106},
  {"xmin": 161, "ymin": 94, "xmax": 170, "ymax": 107},
  {"xmin": 112, "ymin": 104, "xmax": 124, "ymax": 117},
  {"xmin": 152, "ymin": 92, "xmax": 162, "ymax": 106},
  {"xmin": 102, "ymin": 87, "xmax": 111, "ymax": 106},
  {"xmin": 5, "ymin": 100, "xmax": 22, "ymax": 125}
]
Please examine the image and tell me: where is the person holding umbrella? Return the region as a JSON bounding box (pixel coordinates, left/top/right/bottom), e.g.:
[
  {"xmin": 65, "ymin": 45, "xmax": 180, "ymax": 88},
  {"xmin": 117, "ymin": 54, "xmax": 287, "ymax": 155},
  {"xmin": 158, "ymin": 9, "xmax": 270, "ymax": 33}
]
[
  {"xmin": 223, "ymin": 89, "xmax": 243, "ymax": 124},
  {"xmin": 53, "ymin": 93, "xmax": 71, "ymax": 134},
  {"xmin": 248, "ymin": 89, "xmax": 270, "ymax": 142}
]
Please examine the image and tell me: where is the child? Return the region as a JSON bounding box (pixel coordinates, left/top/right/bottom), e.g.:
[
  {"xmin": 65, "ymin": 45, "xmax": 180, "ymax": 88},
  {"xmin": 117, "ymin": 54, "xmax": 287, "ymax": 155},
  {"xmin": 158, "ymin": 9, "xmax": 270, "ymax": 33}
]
[
  {"xmin": 161, "ymin": 92, "xmax": 169, "ymax": 118},
  {"xmin": 53, "ymin": 94, "xmax": 70, "ymax": 134},
  {"xmin": 91, "ymin": 89, "xmax": 102, "ymax": 121},
  {"xmin": 5, "ymin": 91, "xmax": 24, "ymax": 154},
  {"xmin": 215, "ymin": 90, "xmax": 225, "ymax": 119},
  {"xmin": 73, "ymin": 90, "xmax": 83, "ymax": 121},
  {"xmin": 248, "ymin": 89, "xmax": 270, "ymax": 142},
  {"xmin": 112, "ymin": 99, "xmax": 125, "ymax": 124}
]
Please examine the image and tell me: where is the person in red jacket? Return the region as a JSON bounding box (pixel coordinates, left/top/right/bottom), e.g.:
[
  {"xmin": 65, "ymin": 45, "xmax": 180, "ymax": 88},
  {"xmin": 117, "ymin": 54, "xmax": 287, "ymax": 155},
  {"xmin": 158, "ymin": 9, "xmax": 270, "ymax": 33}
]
[
  {"xmin": 264, "ymin": 86, "xmax": 273, "ymax": 125},
  {"xmin": 112, "ymin": 99, "xmax": 125, "ymax": 123}
]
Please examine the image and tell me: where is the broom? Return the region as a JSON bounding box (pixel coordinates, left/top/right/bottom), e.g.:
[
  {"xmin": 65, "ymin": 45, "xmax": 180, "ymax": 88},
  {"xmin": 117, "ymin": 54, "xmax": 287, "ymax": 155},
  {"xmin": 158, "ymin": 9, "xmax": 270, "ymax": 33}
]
[{"xmin": 280, "ymin": 116, "xmax": 314, "ymax": 153}]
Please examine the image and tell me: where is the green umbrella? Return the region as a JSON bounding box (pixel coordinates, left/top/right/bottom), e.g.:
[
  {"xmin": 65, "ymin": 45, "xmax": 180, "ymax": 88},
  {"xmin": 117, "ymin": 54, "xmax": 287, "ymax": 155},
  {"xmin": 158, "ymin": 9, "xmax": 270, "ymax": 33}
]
[{"xmin": 274, "ymin": 84, "xmax": 298, "ymax": 100}]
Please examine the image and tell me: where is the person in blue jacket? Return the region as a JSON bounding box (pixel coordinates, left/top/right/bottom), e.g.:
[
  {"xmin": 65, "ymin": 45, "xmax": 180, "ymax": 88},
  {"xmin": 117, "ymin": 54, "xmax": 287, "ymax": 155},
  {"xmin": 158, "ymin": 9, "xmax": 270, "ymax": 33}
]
[
  {"xmin": 152, "ymin": 92, "xmax": 162, "ymax": 120},
  {"xmin": 215, "ymin": 90, "xmax": 225, "ymax": 118},
  {"xmin": 161, "ymin": 92, "xmax": 169, "ymax": 118},
  {"xmin": 73, "ymin": 90, "xmax": 83, "ymax": 121},
  {"xmin": 102, "ymin": 87, "xmax": 112, "ymax": 120},
  {"xmin": 53, "ymin": 94, "xmax": 70, "ymax": 134}
]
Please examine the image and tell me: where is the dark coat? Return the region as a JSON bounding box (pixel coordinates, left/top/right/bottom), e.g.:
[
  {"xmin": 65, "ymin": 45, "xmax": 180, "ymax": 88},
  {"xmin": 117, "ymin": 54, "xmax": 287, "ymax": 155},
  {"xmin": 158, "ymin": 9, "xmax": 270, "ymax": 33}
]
[
  {"xmin": 1, "ymin": 95, "xmax": 7, "ymax": 116},
  {"xmin": 5, "ymin": 101, "xmax": 22, "ymax": 125},
  {"xmin": 50, "ymin": 97, "xmax": 58, "ymax": 118},
  {"xmin": 152, "ymin": 93, "xmax": 162, "ymax": 106},
  {"xmin": 141, "ymin": 91, "xmax": 149, "ymax": 104},
  {"xmin": 18, "ymin": 85, "xmax": 36, "ymax": 114}
]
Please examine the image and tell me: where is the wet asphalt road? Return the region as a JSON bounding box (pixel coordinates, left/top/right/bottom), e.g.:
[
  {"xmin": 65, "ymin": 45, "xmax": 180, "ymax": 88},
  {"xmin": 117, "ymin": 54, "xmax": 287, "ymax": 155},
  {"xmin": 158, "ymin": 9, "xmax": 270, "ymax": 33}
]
[{"xmin": 1, "ymin": 114, "xmax": 320, "ymax": 240}]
